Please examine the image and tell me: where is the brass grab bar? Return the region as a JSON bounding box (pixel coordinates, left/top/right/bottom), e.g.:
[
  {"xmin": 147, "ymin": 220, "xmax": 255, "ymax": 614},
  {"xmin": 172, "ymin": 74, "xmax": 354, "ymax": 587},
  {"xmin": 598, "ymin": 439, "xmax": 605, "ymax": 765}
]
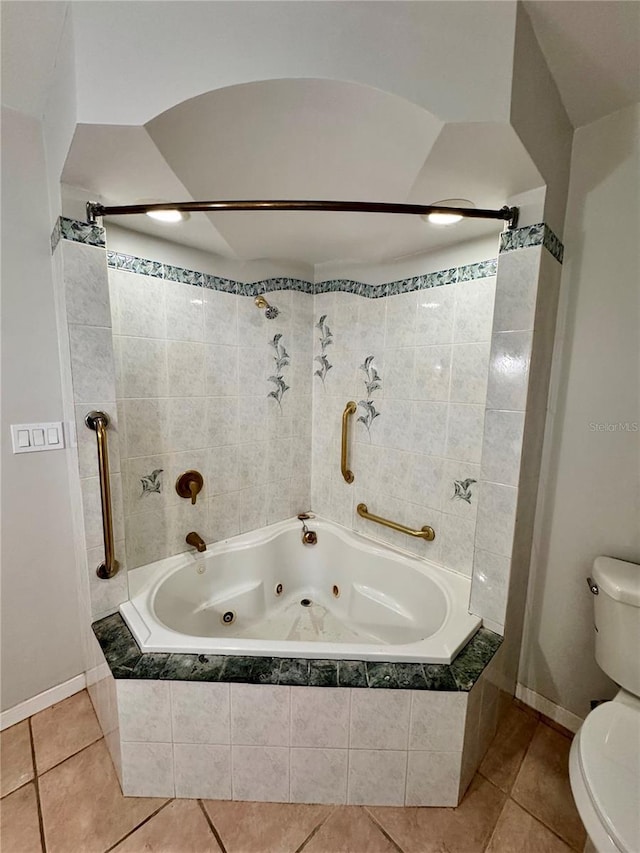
[
  {"xmin": 85, "ymin": 411, "xmax": 120, "ymax": 579},
  {"xmin": 357, "ymin": 503, "xmax": 435, "ymax": 541},
  {"xmin": 341, "ymin": 401, "xmax": 357, "ymax": 483}
]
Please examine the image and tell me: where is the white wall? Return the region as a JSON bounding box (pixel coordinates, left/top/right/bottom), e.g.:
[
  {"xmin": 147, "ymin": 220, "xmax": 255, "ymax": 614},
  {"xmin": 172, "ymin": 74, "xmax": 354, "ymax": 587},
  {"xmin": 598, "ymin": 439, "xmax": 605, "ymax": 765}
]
[
  {"xmin": 519, "ymin": 103, "xmax": 640, "ymax": 719},
  {"xmin": 71, "ymin": 1, "xmax": 516, "ymax": 126},
  {"xmin": 510, "ymin": 4, "xmax": 573, "ymax": 238},
  {"xmin": 0, "ymin": 108, "xmax": 85, "ymax": 711}
]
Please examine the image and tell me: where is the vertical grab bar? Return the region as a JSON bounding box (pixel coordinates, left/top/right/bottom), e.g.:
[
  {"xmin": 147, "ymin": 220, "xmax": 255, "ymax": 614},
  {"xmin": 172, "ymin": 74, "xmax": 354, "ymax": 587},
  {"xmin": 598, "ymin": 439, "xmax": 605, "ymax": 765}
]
[
  {"xmin": 341, "ymin": 401, "xmax": 357, "ymax": 483},
  {"xmin": 85, "ymin": 411, "xmax": 120, "ymax": 579}
]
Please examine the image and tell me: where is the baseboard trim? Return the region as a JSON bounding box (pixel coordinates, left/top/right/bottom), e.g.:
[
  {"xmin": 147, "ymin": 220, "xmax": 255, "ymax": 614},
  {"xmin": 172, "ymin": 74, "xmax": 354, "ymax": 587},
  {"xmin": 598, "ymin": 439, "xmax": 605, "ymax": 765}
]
[
  {"xmin": 516, "ymin": 683, "xmax": 584, "ymax": 733},
  {"xmin": 86, "ymin": 662, "xmax": 110, "ymax": 688},
  {"xmin": 1, "ymin": 673, "xmax": 86, "ymax": 731}
]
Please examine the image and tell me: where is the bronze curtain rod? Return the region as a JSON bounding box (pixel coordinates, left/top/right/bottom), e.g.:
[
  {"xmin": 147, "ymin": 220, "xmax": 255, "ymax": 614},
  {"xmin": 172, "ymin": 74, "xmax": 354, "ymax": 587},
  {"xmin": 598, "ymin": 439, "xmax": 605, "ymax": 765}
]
[{"xmin": 86, "ymin": 199, "xmax": 519, "ymax": 228}]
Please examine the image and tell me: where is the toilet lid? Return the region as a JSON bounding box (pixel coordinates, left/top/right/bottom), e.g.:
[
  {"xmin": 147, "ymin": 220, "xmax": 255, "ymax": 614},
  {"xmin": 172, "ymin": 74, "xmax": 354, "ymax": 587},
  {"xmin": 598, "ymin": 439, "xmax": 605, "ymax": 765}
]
[{"xmin": 578, "ymin": 701, "xmax": 640, "ymax": 853}]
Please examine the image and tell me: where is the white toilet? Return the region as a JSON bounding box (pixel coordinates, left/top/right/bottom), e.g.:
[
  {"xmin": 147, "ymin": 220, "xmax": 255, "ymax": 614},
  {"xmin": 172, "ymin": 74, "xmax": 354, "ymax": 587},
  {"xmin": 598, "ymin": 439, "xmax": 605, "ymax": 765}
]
[{"xmin": 569, "ymin": 556, "xmax": 640, "ymax": 853}]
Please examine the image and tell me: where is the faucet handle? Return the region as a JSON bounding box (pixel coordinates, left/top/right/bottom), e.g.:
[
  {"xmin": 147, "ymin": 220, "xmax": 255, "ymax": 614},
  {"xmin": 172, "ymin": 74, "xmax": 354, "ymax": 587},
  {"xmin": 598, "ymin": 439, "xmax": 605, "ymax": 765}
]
[{"xmin": 176, "ymin": 470, "xmax": 204, "ymax": 505}]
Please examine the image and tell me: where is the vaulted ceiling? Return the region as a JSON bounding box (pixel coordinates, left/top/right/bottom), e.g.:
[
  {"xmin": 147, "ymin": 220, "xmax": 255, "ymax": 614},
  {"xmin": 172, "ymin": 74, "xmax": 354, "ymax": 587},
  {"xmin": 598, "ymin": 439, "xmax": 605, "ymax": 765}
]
[
  {"xmin": 6, "ymin": 1, "xmax": 636, "ymax": 265},
  {"xmin": 62, "ymin": 79, "xmax": 542, "ymax": 264}
]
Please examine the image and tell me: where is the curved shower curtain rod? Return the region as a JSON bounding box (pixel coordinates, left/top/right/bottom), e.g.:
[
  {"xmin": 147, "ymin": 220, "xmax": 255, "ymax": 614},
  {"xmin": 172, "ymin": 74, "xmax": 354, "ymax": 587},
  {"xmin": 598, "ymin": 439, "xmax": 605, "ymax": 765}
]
[{"xmin": 86, "ymin": 199, "xmax": 519, "ymax": 229}]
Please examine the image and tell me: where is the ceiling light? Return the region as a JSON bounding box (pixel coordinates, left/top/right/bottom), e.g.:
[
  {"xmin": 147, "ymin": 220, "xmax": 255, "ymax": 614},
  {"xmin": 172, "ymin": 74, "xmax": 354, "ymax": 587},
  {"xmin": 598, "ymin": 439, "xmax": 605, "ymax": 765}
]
[
  {"xmin": 423, "ymin": 199, "xmax": 475, "ymax": 226},
  {"xmin": 146, "ymin": 208, "xmax": 186, "ymax": 223}
]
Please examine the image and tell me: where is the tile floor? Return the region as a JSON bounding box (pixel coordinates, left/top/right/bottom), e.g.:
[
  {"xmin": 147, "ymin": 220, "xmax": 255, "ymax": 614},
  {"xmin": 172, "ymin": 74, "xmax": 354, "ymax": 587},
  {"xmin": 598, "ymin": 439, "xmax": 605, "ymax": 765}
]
[{"xmin": 0, "ymin": 690, "xmax": 586, "ymax": 853}]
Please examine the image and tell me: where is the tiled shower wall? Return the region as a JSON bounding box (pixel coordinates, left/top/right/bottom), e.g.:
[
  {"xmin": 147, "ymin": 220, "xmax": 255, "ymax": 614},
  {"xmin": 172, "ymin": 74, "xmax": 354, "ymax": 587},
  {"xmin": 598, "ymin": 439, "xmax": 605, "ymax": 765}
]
[
  {"xmin": 109, "ymin": 269, "xmax": 314, "ymax": 569},
  {"xmin": 60, "ymin": 236, "xmax": 128, "ymax": 620},
  {"xmin": 55, "ymin": 217, "xmax": 563, "ymax": 640},
  {"xmin": 311, "ymin": 267, "xmax": 497, "ymax": 577},
  {"xmin": 109, "ymin": 250, "xmax": 499, "ymax": 572}
]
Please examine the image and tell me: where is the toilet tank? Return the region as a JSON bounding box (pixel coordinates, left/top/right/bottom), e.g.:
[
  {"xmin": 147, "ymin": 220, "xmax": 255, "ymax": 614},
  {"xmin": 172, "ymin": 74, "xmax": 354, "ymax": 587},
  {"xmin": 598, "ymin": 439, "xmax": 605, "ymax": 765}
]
[{"xmin": 592, "ymin": 557, "xmax": 640, "ymax": 696}]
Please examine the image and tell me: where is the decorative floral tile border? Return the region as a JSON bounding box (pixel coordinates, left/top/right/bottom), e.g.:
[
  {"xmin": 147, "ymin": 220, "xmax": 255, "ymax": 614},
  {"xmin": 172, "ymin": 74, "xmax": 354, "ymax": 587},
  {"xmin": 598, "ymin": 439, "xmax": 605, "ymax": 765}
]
[
  {"xmin": 106, "ymin": 249, "xmax": 314, "ymax": 295},
  {"xmin": 50, "ymin": 218, "xmax": 62, "ymax": 253},
  {"xmin": 542, "ymin": 226, "xmax": 565, "ymax": 264},
  {"xmin": 51, "ymin": 217, "xmax": 107, "ymax": 252},
  {"xmin": 93, "ymin": 612, "xmax": 502, "ymax": 692},
  {"xmin": 106, "ymin": 251, "xmax": 498, "ymax": 298},
  {"xmin": 52, "ymin": 216, "xmax": 562, "ymax": 297},
  {"xmin": 499, "ymin": 222, "xmax": 564, "ymax": 263}
]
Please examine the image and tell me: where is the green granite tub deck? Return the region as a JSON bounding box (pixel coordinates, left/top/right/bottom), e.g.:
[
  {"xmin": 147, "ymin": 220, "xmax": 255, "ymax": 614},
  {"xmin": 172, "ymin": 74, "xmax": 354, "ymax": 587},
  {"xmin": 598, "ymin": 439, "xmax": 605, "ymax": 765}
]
[{"xmin": 92, "ymin": 613, "xmax": 502, "ymax": 691}]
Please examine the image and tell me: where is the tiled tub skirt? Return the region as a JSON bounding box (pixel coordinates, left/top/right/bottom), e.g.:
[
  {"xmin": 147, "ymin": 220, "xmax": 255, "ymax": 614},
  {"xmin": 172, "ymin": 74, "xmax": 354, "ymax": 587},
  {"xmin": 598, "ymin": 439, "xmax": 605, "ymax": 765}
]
[{"xmin": 89, "ymin": 614, "xmax": 504, "ymax": 806}]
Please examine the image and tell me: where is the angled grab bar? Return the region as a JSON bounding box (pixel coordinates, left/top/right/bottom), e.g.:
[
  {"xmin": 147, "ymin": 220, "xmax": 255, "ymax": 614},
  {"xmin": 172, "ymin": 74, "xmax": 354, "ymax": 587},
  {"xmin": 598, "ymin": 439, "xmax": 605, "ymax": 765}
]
[
  {"xmin": 85, "ymin": 411, "xmax": 120, "ymax": 579},
  {"xmin": 341, "ymin": 401, "xmax": 357, "ymax": 483},
  {"xmin": 357, "ymin": 503, "xmax": 435, "ymax": 541}
]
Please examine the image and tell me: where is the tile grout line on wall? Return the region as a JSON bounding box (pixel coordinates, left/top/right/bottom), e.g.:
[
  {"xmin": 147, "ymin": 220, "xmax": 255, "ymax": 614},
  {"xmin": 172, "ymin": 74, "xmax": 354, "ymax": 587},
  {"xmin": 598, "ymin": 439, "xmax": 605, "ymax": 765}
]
[{"xmin": 403, "ymin": 691, "xmax": 415, "ymax": 806}]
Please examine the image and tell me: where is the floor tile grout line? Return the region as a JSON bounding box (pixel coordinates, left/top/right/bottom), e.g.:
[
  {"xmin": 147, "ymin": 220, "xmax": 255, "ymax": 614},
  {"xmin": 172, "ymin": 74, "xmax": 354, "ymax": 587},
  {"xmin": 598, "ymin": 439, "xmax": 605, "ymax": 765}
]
[
  {"xmin": 509, "ymin": 718, "xmax": 582, "ymax": 849},
  {"xmin": 0, "ymin": 779, "xmax": 35, "ymax": 800},
  {"xmin": 363, "ymin": 806, "xmax": 406, "ymax": 853},
  {"xmin": 197, "ymin": 799, "xmax": 228, "ymax": 853},
  {"xmin": 508, "ymin": 793, "xmax": 583, "ymax": 852},
  {"xmin": 476, "ymin": 719, "xmax": 537, "ymax": 797},
  {"xmin": 508, "ymin": 718, "xmax": 540, "ymax": 795},
  {"xmin": 35, "ymin": 733, "xmax": 104, "ymax": 781},
  {"xmin": 28, "ymin": 718, "xmax": 47, "ymax": 853},
  {"xmin": 481, "ymin": 795, "xmax": 508, "ymax": 852},
  {"xmin": 103, "ymin": 799, "xmax": 173, "ymax": 853},
  {"xmin": 294, "ymin": 805, "xmax": 337, "ymax": 853},
  {"xmin": 477, "ymin": 767, "xmax": 509, "ymax": 794}
]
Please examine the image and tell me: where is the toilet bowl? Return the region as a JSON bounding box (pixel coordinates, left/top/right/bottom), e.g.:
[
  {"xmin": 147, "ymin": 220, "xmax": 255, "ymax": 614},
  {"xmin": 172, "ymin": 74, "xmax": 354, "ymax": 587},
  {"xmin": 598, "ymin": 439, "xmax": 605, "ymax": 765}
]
[
  {"xmin": 569, "ymin": 691, "xmax": 640, "ymax": 853},
  {"xmin": 569, "ymin": 557, "xmax": 640, "ymax": 853}
]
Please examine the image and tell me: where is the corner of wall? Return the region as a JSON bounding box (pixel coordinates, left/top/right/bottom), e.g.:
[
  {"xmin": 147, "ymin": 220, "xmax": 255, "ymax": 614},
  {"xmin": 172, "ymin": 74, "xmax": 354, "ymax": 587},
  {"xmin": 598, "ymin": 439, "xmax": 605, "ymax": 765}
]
[{"xmin": 509, "ymin": 3, "xmax": 573, "ymax": 239}]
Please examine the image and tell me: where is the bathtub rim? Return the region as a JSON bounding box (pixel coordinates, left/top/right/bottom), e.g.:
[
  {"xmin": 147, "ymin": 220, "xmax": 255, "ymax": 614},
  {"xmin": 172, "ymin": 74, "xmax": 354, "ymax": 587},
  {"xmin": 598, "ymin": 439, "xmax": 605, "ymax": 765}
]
[{"xmin": 120, "ymin": 516, "xmax": 481, "ymax": 664}]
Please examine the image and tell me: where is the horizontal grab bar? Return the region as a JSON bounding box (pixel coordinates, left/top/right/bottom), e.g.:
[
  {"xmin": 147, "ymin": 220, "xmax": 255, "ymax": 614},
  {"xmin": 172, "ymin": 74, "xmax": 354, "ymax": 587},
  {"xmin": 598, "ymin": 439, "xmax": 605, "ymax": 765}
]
[{"xmin": 357, "ymin": 503, "xmax": 435, "ymax": 541}]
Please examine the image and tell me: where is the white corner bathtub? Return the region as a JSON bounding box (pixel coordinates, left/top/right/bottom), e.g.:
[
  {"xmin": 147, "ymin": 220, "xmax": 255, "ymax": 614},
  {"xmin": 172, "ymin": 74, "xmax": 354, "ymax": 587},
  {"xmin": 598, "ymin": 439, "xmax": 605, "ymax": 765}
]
[{"xmin": 120, "ymin": 517, "xmax": 481, "ymax": 663}]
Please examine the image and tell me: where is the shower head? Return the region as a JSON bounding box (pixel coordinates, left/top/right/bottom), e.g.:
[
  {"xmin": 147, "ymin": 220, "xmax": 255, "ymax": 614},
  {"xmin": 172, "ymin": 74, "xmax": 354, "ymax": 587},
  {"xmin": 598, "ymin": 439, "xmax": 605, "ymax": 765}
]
[{"xmin": 254, "ymin": 295, "xmax": 279, "ymax": 319}]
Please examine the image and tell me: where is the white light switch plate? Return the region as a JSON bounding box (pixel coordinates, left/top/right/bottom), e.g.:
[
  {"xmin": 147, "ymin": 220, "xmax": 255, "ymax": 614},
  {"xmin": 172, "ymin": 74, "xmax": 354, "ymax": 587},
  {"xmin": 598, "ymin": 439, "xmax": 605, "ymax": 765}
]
[{"xmin": 11, "ymin": 422, "xmax": 65, "ymax": 454}]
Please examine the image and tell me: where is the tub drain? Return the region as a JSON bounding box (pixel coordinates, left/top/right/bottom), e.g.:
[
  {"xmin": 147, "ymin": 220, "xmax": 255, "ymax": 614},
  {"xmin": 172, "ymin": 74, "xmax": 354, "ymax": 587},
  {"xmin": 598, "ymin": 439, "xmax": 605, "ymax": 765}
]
[
  {"xmin": 221, "ymin": 611, "xmax": 235, "ymax": 624},
  {"xmin": 300, "ymin": 598, "xmax": 312, "ymax": 607}
]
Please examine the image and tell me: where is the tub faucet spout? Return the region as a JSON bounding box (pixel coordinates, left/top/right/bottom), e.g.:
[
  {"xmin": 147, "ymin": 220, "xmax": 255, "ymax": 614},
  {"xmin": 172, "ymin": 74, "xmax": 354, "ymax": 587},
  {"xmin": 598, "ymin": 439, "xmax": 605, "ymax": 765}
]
[{"xmin": 186, "ymin": 531, "xmax": 207, "ymax": 553}]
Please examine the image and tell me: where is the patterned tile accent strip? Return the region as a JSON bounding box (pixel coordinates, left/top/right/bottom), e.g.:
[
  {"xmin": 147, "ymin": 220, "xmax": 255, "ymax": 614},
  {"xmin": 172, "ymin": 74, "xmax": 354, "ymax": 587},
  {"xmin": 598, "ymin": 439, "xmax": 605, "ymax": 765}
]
[
  {"xmin": 111, "ymin": 252, "xmax": 164, "ymax": 278},
  {"xmin": 499, "ymin": 222, "xmax": 564, "ymax": 263},
  {"xmin": 93, "ymin": 612, "xmax": 502, "ymax": 690},
  {"xmin": 55, "ymin": 217, "xmax": 107, "ymax": 249},
  {"xmin": 106, "ymin": 250, "xmax": 499, "ymax": 297},
  {"xmin": 54, "ymin": 215, "xmax": 562, "ymax": 292},
  {"xmin": 542, "ymin": 224, "xmax": 565, "ymax": 264},
  {"xmin": 50, "ymin": 218, "xmax": 62, "ymax": 253}
]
